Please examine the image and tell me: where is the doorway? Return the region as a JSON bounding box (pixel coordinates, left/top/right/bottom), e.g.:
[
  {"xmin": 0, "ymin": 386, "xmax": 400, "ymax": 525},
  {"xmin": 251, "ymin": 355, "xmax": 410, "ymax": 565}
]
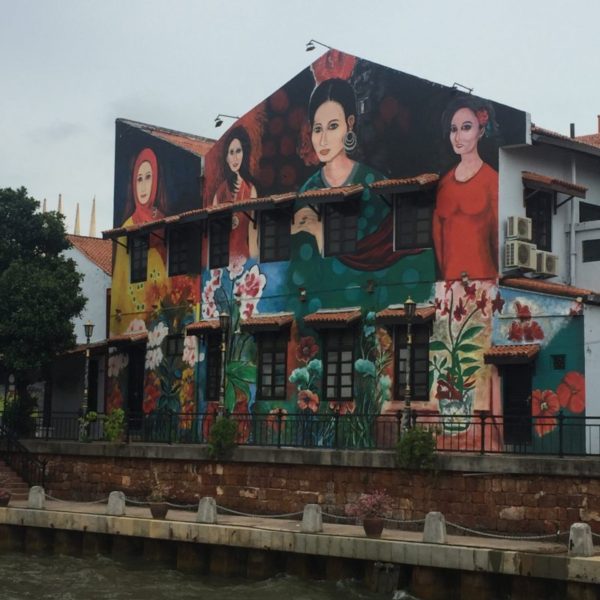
[{"xmin": 502, "ymin": 364, "xmax": 532, "ymax": 445}]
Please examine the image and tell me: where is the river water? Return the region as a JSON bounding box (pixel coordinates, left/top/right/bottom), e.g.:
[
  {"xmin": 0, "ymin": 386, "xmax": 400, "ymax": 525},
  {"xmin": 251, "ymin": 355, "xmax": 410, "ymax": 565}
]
[{"xmin": 0, "ymin": 552, "xmax": 416, "ymax": 600}]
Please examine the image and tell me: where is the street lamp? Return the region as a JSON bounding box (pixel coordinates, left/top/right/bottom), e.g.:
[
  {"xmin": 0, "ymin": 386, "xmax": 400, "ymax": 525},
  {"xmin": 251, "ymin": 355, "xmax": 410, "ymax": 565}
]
[
  {"xmin": 218, "ymin": 309, "xmax": 230, "ymax": 415},
  {"xmin": 79, "ymin": 320, "xmax": 94, "ymax": 441},
  {"xmin": 402, "ymin": 297, "xmax": 416, "ymax": 432}
]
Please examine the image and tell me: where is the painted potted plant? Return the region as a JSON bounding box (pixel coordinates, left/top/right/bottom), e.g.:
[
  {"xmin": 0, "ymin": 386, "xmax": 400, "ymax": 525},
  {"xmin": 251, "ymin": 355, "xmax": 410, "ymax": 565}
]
[
  {"xmin": 345, "ymin": 489, "xmax": 392, "ymax": 538},
  {"xmin": 147, "ymin": 470, "xmax": 169, "ymax": 519},
  {"xmin": 0, "ymin": 479, "xmax": 11, "ymax": 507}
]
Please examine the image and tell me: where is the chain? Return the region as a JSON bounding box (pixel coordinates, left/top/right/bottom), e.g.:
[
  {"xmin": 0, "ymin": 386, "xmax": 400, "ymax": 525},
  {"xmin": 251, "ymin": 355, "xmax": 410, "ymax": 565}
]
[
  {"xmin": 217, "ymin": 505, "xmax": 303, "ymax": 519},
  {"xmin": 446, "ymin": 521, "xmax": 563, "ymax": 541},
  {"xmin": 45, "ymin": 494, "xmax": 109, "ymax": 505}
]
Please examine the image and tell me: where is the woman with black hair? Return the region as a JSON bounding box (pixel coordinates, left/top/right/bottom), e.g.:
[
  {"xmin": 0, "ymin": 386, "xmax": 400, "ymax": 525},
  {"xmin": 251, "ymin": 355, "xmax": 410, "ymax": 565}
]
[
  {"xmin": 433, "ymin": 96, "xmax": 499, "ymax": 280},
  {"xmin": 213, "ymin": 126, "xmax": 258, "ymax": 259}
]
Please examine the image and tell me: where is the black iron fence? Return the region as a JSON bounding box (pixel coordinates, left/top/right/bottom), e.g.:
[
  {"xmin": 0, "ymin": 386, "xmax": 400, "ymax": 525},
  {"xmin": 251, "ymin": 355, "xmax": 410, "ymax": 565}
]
[
  {"xmin": 0, "ymin": 422, "xmax": 46, "ymax": 487},
  {"xmin": 1, "ymin": 409, "xmax": 599, "ymax": 457}
]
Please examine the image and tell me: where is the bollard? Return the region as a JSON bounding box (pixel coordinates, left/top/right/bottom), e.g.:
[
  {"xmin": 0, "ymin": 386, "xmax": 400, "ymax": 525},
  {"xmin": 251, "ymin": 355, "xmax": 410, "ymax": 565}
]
[
  {"xmin": 28, "ymin": 486, "xmax": 46, "ymax": 510},
  {"xmin": 196, "ymin": 497, "xmax": 218, "ymax": 524},
  {"xmin": 568, "ymin": 522, "xmax": 594, "ymax": 557},
  {"xmin": 423, "ymin": 511, "xmax": 447, "ymax": 544},
  {"xmin": 106, "ymin": 491, "xmax": 126, "ymax": 516},
  {"xmin": 301, "ymin": 504, "xmax": 323, "ymax": 533}
]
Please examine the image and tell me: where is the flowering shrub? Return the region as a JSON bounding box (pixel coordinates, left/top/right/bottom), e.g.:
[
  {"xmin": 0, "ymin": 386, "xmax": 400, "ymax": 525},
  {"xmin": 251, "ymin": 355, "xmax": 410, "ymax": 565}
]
[{"xmin": 345, "ymin": 489, "xmax": 392, "ymax": 519}]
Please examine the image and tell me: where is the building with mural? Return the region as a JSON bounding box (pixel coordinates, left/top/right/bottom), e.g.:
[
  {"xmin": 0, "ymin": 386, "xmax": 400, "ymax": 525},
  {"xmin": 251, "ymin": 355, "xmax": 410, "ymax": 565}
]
[{"xmin": 101, "ymin": 50, "xmax": 600, "ymax": 453}]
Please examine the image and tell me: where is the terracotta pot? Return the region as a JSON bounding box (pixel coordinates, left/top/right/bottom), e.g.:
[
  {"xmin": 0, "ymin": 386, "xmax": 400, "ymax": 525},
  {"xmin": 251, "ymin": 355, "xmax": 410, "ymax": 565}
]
[
  {"xmin": 362, "ymin": 517, "xmax": 384, "ymax": 537},
  {"xmin": 149, "ymin": 502, "xmax": 168, "ymax": 519}
]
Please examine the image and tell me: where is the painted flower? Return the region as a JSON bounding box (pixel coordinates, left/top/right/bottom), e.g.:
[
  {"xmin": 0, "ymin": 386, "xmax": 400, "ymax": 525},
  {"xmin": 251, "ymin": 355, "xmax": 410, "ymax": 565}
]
[
  {"xmin": 453, "ymin": 297, "xmax": 467, "ymax": 321},
  {"xmin": 236, "ymin": 265, "xmax": 266, "ymax": 300},
  {"xmin": 463, "ymin": 282, "xmax": 477, "ymax": 302},
  {"xmin": 523, "ymin": 321, "xmax": 544, "ymax": 341},
  {"xmin": 145, "ymin": 346, "xmax": 163, "ymax": 370},
  {"xmin": 143, "ymin": 373, "xmax": 161, "ymax": 414},
  {"xmin": 125, "ymin": 319, "xmax": 147, "ymax": 334},
  {"xmin": 107, "ymin": 352, "xmax": 129, "ymax": 378},
  {"xmin": 297, "ymin": 389, "xmax": 319, "ymax": 413},
  {"xmin": 179, "ymin": 368, "xmax": 195, "ymax": 404},
  {"xmin": 240, "ymin": 300, "xmax": 257, "ymax": 319},
  {"xmin": 435, "ymin": 376, "xmax": 462, "ymax": 401},
  {"xmin": 182, "ymin": 335, "xmax": 198, "ymax": 367},
  {"xmin": 307, "ymin": 359, "xmax": 323, "ymax": 377},
  {"xmin": 202, "ymin": 402, "xmax": 219, "ymax": 441},
  {"xmin": 377, "ymin": 328, "xmax": 393, "ymax": 353},
  {"xmin": 557, "ymin": 371, "xmax": 585, "ymax": 414},
  {"xmin": 228, "ymin": 255, "xmax": 246, "ymax": 280},
  {"xmin": 355, "ymin": 358, "xmax": 376, "ymax": 377},
  {"xmin": 476, "ymin": 290, "xmax": 488, "ymax": 316},
  {"xmin": 491, "ymin": 291, "xmax": 505, "ymax": 314},
  {"xmin": 148, "ymin": 322, "xmax": 169, "ymax": 348},
  {"xmin": 515, "ymin": 301, "xmax": 532, "ymax": 321},
  {"xmin": 296, "ymin": 336, "xmax": 319, "ymax": 362},
  {"xmin": 329, "ymin": 400, "xmax": 355, "ymax": 415},
  {"xmin": 233, "ymin": 390, "xmax": 251, "ymax": 443},
  {"xmin": 106, "ymin": 381, "xmax": 123, "ymax": 413},
  {"xmin": 507, "ymin": 321, "xmax": 523, "ymax": 342},
  {"xmin": 532, "ymin": 389, "xmax": 560, "ymax": 437},
  {"xmin": 289, "ymin": 367, "xmax": 310, "ymax": 389},
  {"xmin": 311, "ymin": 49, "xmax": 356, "ymax": 84},
  {"xmin": 267, "ymin": 408, "xmax": 288, "ymax": 433},
  {"xmin": 475, "ymin": 109, "xmax": 489, "ymax": 127},
  {"xmin": 440, "ymin": 300, "xmax": 450, "ymax": 316},
  {"xmin": 144, "ymin": 280, "xmax": 168, "ymax": 309},
  {"xmin": 170, "ymin": 276, "xmax": 193, "ymax": 306}
]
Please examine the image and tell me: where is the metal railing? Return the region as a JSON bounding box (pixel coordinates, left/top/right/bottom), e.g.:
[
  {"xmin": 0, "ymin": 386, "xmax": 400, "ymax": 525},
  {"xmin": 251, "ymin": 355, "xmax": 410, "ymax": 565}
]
[
  {"xmin": 1, "ymin": 408, "xmax": 598, "ymax": 457},
  {"xmin": 0, "ymin": 422, "xmax": 47, "ymax": 487}
]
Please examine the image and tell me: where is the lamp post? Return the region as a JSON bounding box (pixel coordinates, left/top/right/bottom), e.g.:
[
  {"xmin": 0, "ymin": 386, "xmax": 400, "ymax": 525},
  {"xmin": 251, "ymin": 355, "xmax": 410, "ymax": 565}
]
[
  {"xmin": 218, "ymin": 309, "xmax": 230, "ymax": 415},
  {"xmin": 402, "ymin": 297, "xmax": 416, "ymax": 433},
  {"xmin": 79, "ymin": 320, "xmax": 94, "ymax": 441}
]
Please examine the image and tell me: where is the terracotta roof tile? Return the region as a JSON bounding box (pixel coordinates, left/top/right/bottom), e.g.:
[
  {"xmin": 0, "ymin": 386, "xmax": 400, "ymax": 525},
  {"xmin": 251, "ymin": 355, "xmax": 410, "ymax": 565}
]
[
  {"xmin": 240, "ymin": 313, "xmax": 294, "ymax": 331},
  {"xmin": 186, "ymin": 320, "xmax": 220, "ymax": 334},
  {"xmin": 108, "ymin": 332, "xmax": 148, "ymax": 346},
  {"xmin": 575, "ymin": 133, "xmax": 600, "ymax": 149},
  {"xmin": 500, "ymin": 277, "xmax": 597, "ymax": 300},
  {"xmin": 531, "ymin": 125, "xmax": 600, "ymax": 153},
  {"xmin": 376, "ymin": 305, "xmax": 436, "ymax": 323},
  {"xmin": 297, "ymin": 184, "xmax": 363, "ymax": 201},
  {"xmin": 370, "ymin": 173, "xmax": 439, "ymax": 192},
  {"xmin": 67, "ymin": 235, "xmax": 113, "ymax": 275},
  {"xmin": 303, "ymin": 308, "xmax": 361, "ymax": 328},
  {"xmin": 484, "ymin": 344, "xmax": 540, "ymax": 364},
  {"xmin": 522, "ymin": 171, "xmax": 587, "ymax": 198}
]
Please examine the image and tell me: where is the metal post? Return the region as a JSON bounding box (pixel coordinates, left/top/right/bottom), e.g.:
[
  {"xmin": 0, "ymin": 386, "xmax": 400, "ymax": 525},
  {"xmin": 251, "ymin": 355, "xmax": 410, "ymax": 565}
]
[
  {"xmin": 402, "ymin": 317, "xmax": 413, "ymax": 433},
  {"xmin": 79, "ymin": 321, "xmax": 94, "ymax": 441},
  {"xmin": 218, "ymin": 310, "xmax": 230, "ymax": 416}
]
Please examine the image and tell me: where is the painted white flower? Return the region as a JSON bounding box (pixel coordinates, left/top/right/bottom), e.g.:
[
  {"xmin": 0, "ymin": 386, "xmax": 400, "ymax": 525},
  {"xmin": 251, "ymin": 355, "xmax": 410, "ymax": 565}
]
[
  {"xmin": 125, "ymin": 318, "xmax": 147, "ymax": 334},
  {"xmin": 107, "ymin": 353, "xmax": 129, "ymax": 378},
  {"xmin": 145, "ymin": 346, "xmax": 163, "ymax": 370},
  {"xmin": 182, "ymin": 335, "xmax": 198, "ymax": 367},
  {"xmin": 148, "ymin": 322, "xmax": 169, "ymax": 348},
  {"xmin": 228, "ymin": 255, "xmax": 246, "ymax": 280}
]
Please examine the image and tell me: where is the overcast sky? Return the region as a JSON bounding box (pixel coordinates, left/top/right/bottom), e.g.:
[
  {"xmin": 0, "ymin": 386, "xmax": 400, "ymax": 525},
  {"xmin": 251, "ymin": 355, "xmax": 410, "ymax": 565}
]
[{"xmin": 1, "ymin": 0, "xmax": 599, "ymax": 234}]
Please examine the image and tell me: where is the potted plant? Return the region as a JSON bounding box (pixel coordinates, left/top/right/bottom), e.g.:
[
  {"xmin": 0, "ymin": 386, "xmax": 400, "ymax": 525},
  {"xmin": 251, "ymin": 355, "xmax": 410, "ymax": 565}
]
[
  {"xmin": 147, "ymin": 469, "xmax": 169, "ymax": 519},
  {"xmin": 345, "ymin": 489, "xmax": 392, "ymax": 538},
  {"xmin": 0, "ymin": 479, "xmax": 11, "ymax": 507},
  {"xmin": 104, "ymin": 408, "xmax": 125, "ymax": 442},
  {"xmin": 207, "ymin": 415, "xmax": 238, "ymax": 459},
  {"xmin": 396, "ymin": 425, "xmax": 438, "ymax": 470}
]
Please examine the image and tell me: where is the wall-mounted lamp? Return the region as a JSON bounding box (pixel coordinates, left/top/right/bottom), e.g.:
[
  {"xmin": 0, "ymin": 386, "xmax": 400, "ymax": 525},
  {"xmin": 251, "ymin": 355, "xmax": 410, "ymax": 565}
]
[
  {"xmin": 305, "ymin": 39, "xmax": 332, "ymax": 52},
  {"xmin": 214, "ymin": 114, "xmax": 240, "ymax": 128}
]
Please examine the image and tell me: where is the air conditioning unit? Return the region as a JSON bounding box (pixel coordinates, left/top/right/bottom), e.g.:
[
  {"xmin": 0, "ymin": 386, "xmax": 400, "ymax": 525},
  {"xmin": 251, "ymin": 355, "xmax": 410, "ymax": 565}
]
[
  {"xmin": 505, "ymin": 240, "xmax": 537, "ymax": 271},
  {"xmin": 536, "ymin": 250, "xmax": 559, "ymax": 277},
  {"xmin": 506, "ymin": 215, "xmax": 532, "ymax": 241}
]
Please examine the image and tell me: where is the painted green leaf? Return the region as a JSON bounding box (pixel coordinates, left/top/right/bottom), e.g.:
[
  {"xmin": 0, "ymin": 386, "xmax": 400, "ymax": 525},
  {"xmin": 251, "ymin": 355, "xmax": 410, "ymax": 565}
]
[
  {"xmin": 462, "ymin": 365, "xmax": 480, "ymax": 378},
  {"xmin": 457, "ymin": 343, "xmax": 481, "ymax": 354},
  {"xmin": 461, "ymin": 357, "xmax": 478, "ymax": 364},
  {"xmin": 459, "ymin": 325, "xmax": 485, "ymax": 342},
  {"xmin": 227, "ymin": 362, "xmax": 256, "ymax": 382},
  {"xmin": 429, "ymin": 340, "xmax": 449, "ymax": 352}
]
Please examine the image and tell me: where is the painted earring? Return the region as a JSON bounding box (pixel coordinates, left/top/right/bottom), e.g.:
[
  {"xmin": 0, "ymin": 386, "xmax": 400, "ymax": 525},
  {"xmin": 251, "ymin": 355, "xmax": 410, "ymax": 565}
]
[{"xmin": 344, "ymin": 130, "xmax": 357, "ymax": 153}]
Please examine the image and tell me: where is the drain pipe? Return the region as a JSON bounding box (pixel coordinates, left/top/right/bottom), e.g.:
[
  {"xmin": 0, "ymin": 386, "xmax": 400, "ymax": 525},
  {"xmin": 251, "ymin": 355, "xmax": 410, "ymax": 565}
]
[{"xmin": 569, "ymin": 123, "xmax": 577, "ymax": 285}]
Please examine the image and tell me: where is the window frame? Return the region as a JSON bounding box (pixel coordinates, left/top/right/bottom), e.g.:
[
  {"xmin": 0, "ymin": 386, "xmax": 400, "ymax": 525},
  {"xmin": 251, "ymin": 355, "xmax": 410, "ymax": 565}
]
[
  {"xmin": 393, "ymin": 190, "xmax": 435, "ymax": 250},
  {"xmin": 209, "ymin": 216, "xmax": 231, "ymax": 269},
  {"xmin": 130, "ymin": 234, "xmax": 149, "ymax": 283},
  {"xmin": 257, "ymin": 332, "xmax": 289, "ymax": 400},
  {"xmin": 324, "ymin": 201, "xmax": 359, "ymax": 256},
  {"xmin": 260, "ymin": 209, "xmax": 291, "ymax": 263},
  {"xmin": 525, "ymin": 188, "xmax": 553, "ymax": 251},
  {"xmin": 323, "ymin": 329, "xmax": 355, "ymax": 404},
  {"xmin": 166, "ymin": 335, "xmax": 184, "ymax": 357},
  {"xmin": 168, "ymin": 225, "xmax": 200, "ymax": 276},
  {"xmin": 394, "ymin": 323, "xmax": 430, "ymax": 402}
]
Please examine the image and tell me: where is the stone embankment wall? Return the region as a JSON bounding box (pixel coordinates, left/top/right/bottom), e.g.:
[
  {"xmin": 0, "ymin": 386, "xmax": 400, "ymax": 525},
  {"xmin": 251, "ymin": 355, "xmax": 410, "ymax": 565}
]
[{"xmin": 26, "ymin": 442, "xmax": 600, "ymax": 535}]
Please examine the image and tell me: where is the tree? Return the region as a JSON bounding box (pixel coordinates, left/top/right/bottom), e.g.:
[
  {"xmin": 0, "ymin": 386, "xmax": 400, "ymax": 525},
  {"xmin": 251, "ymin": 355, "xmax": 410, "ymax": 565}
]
[{"xmin": 0, "ymin": 187, "xmax": 86, "ymax": 419}]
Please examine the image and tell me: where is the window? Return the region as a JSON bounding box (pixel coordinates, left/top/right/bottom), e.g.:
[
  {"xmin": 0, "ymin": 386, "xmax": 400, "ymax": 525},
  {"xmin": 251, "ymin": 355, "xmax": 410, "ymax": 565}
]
[
  {"xmin": 205, "ymin": 334, "xmax": 221, "ymax": 402},
  {"xmin": 394, "ymin": 191, "xmax": 434, "ymax": 250},
  {"xmin": 583, "ymin": 239, "xmax": 600, "ymax": 263},
  {"xmin": 257, "ymin": 333, "xmax": 288, "ymax": 400},
  {"xmin": 169, "ymin": 225, "xmax": 200, "ymax": 275},
  {"xmin": 166, "ymin": 335, "xmax": 184, "ymax": 357},
  {"xmin": 580, "ymin": 201, "xmax": 600, "ymax": 223},
  {"xmin": 324, "ymin": 202, "xmax": 358, "ymax": 256},
  {"xmin": 130, "ymin": 235, "xmax": 149, "ymax": 283},
  {"xmin": 324, "ymin": 330, "xmax": 354, "ymax": 403},
  {"xmin": 260, "ymin": 210, "xmax": 291, "ymax": 262},
  {"xmin": 395, "ymin": 325, "xmax": 430, "ymax": 401},
  {"xmin": 525, "ymin": 189, "xmax": 553, "ymax": 251},
  {"xmin": 209, "ymin": 217, "xmax": 230, "ymax": 269}
]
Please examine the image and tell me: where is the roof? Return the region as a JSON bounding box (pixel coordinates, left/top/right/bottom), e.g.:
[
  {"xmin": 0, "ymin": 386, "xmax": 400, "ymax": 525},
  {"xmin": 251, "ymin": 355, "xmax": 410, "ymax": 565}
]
[
  {"xmin": 376, "ymin": 305, "xmax": 436, "ymax": 324},
  {"xmin": 186, "ymin": 320, "xmax": 220, "ymax": 334},
  {"xmin": 118, "ymin": 118, "xmax": 216, "ymax": 157},
  {"xmin": 303, "ymin": 307, "xmax": 361, "ymax": 329},
  {"xmin": 575, "ymin": 133, "xmax": 600, "ymax": 149},
  {"xmin": 484, "ymin": 344, "xmax": 540, "ymax": 365},
  {"xmin": 240, "ymin": 312, "xmax": 294, "ymax": 332},
  {"xmin": 297, "ymin": 184, "xmax": 364, "ymax": 201},
  {"xmin": 531, "ymin": 125, "xmax": 600, "ymax": 158},
  {"xmin": 107, "ymin": 332, "xmax": 148, "ymax": 346},
  {"xmin": 522, "ymin": 171, "xmax": 587, "ymax": 199},
  {"xmin": 501, "ymin": 277, "xmax": 600, "ymax": 303},
  {"xmin": 370, "ymin": 173, "xmax": 439, "ymax": 193},
  {"xmin": 67, "ymin": 235, "xmax": 113, "ymax": 275}
]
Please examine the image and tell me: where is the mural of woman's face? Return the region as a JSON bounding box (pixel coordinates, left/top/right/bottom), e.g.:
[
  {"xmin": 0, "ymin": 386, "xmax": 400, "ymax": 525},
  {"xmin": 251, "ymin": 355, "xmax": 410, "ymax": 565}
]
[
  {"xmin": 135, "ymin": 160, "xmax": 153, "ymax": 205},
  {"xmin": 449, "ymin": 107, "xmax": 483, "ymax": 157},
  {"xmin": 226, "ymin": 138, "xmax": 243, "ymax": 174},
  {"xmin": 311, "ymin": 100, "xmax": 354, "ymax": 163}
]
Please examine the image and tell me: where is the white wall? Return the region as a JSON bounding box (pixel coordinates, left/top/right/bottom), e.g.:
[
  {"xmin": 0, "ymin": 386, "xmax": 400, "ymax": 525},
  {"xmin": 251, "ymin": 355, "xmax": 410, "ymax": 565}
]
[
  {"xmin": 64, "ymin": 248, "xmax": 110, "ymax": 343},
  {"xmin": 584, "ymin": 304, "xmax": 600, "ymax": 452}
]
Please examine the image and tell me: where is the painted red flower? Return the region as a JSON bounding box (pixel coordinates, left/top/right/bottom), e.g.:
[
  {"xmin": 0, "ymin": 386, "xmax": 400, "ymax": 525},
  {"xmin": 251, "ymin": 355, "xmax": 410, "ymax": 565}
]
[
  {"xmin": 329, "ymin": 400, "xmax": 356, "ymax": 415},
  {"xmin": 476, "ymin": 290, "xmax": 488, "ymax": 315},
  {"xmin": 267, "ymin": 408, "xmax": 288, "ymax": 433},
  {"xmin": 297, "ymin": 390, "xmax": 319, "ymax": 413},
  {"xmin": 202, "ymin": 402, "xmax": 219, "ymax": 441},
  {"xmin": 435, "ymin": 376, "xmax": 461, "ymax": 400},
  {"xmin": 311, "ymin": 50, "xmax": 356, "ymax": 84},
  {"xmin": 515, "ymin": 301, "xmax": 532, "ymax": 321},
  {"xmin": 434, "ymin": 298, "xmax": 442, "ymax": 310},
  {"xmin": 532, "ymin": 389, "xmax": 560, "ymax": 437},
  {"xmin": 464, "ymin": 282, "xmax": 477, "ymax": 302},
  {"xmin": 508, "ymin": 321, "xmax": 523, "ymax": 341},
  {"xmin": 106, "ymin": 381, "xmax": 123, "ymax": 413},
  {"xmin": 557, "ymin": 371, "xmax": 585, "ymax": 414},
  {"xmin": 444, "ymin": 280, "xmax": 453, "ymax": 294},
  {"xmin": 523, "ymin": 321, "xmax": 544, "ymax": 341},
  {"xmin": 453, "ymin": 297, "xmax": 467, "ymax": 321},
  {"xmin": 296, "ymin": 336, "xmax": 319, "ymax": 362},
  {"xmin": 441, "ymin": 300, "xmax": 450, "ymax": 316},
  {"xmin": 143, "ymin": 383, "xmax": 160, "ymax": 415},
  {"xmin": 491, "ymin": 291, "xmax": 505, "ymax": 314},
  {"xmin": 233, "ymin": 392, "xmax": 251, "ymax": 443},
  {"xmin": 475, "ymin": 109, "xmax": 489, "ymax": 127}
]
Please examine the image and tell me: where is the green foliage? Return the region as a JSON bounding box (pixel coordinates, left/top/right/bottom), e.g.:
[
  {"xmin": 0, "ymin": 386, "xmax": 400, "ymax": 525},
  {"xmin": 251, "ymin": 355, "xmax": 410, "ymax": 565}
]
[
  {"xmin": 207, "ymin": 416, "xmax": 238, "ymax": 459},
  {"xmin": 104, "ymin": 408, "xmax": 125, "ymax": 442},
  {"xmin": 396, "ymin": 426, "xmax": 437, "ymax": 470},
  {"xmin": 0, "ymin": 187, "xmax": 86, "ymax": 377}
]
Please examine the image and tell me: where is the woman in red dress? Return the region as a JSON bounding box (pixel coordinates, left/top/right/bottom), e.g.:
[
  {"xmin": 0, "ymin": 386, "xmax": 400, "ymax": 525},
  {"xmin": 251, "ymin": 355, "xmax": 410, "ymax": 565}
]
[{"xmin": 433, "ymin": 97, "xmax": 499, "ymax": 281}]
